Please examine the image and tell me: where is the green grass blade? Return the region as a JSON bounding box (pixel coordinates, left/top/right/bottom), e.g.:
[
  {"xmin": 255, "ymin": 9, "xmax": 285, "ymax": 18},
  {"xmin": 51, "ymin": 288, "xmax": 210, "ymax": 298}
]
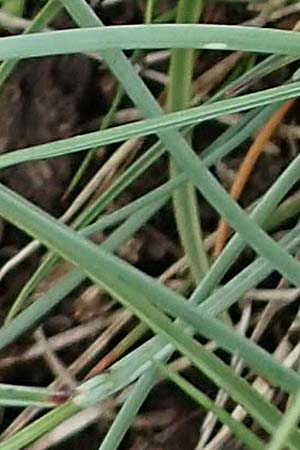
[
  {"xmin": 33, "ymin": 1, "xmax": 300, "ymax": 290},
  {"xmin": 0, "ymin": 384, "xmax": 66, "ymax": 408},
  {"xmin": 59, "ymin": 104, "xmax": 281, "ymax": 235},
  {"xmin": 3, "ymin": 25, "xmax": 300, "ymax": 59},
  {"xmin": 0, "ymin": 402, "xmax": 79, "ymax": 450},
  {"xmin": 5, "ymin": 252, "xmax": 56, "ymax": 322},
  {"xmin": 2, "ymin": 3, "xmax": 300, "ymax": 449},
  {"xmin": 216, "ymin": 54, "xmax": 299, "ymax": 100},
  {"xmin": 192, "ymin": 150, "xmax": 300, "ymax": 305},
  {"xmin": 167, "ymin": 0, "xmax": 209, "ymax": 284},
  {"xmin": 0, "ymin": 198, "xmax": 300, "ymax": 446},
  {"xmin": 0, "ymin": 183, "xmax": 299, "ymax": 398},
  {"xmin": 82, "ymin": 220, "xmax": 300, "ymax": 450},
  {"xmin": 1, "ymin": 0, "xmax": 298, "ymax": 388},
  {"xmin": 0, "ymin": 197, "xmax": 167, "ymax": 348},
  {"xmin": 5, "ymin": 178, "xmax": 174, "ymax": 321},
  {"xmin": 161, "ymin": 365, "xmax": 265, "ymax": 450},
  {"xmin": 98, "ymin": 367, "xmax": 157, "ymax": 450},
  {"xmin": 65, "ymin": 81, "xmax": 124, "ymax": 197},
  {"xmin": 1, "ymin": 81, "xmax": 300, "ymax": 171},
  {"xmin": 199, "ymin": 224, "xmax": 300, "ymax": 319},
  {"xmin": 4, "ymin": 109, "xmax": 291, "ymax": 335},
  {"xmin": 1, "ymin": 0, "xmax": 298, "ymax": 394}
]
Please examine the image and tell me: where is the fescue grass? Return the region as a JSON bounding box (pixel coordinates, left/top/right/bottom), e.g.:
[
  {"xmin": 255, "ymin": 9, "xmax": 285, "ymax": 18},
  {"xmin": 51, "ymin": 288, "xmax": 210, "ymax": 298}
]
[{"xmin": 0, "ymin": 1, "xmax": 300, "ymax": 449}]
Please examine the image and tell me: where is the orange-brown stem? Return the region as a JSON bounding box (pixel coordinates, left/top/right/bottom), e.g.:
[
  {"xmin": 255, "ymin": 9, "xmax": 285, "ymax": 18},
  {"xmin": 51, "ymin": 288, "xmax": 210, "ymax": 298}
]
[
  {"xmin": 85, "ymin": 349, "xmax": 118, "ymax": 379},
  {"xmin": 214, "ymin": 97, "xmax": 296, "ymax": 257}
]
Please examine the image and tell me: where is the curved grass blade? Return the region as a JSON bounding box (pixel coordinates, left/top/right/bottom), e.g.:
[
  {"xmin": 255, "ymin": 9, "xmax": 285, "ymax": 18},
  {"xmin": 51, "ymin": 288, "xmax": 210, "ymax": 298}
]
[
  {"xmin": 2, "ymin": 25, "xmax": 300, "ymax": 60},
  {"xmin": 0, "ymin": 0, "xmax": 62, "ymax": 87}
]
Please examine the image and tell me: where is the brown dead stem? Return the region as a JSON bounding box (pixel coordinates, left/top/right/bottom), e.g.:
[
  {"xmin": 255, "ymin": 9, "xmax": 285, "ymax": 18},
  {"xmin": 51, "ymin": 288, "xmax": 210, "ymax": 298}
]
[{"xmin": 214, "ymin": 97, "xmax": 297, "ymax": 257}]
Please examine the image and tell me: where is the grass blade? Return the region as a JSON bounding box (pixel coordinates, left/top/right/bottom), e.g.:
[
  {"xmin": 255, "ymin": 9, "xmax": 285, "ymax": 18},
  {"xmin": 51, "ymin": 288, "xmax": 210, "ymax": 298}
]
[
  {"xmin": 0, "ymin": 384, "xmax": 67, "ymax": 408},
  {"xmin": 167, "ymin": 0, "xmax": 208, "ymax": 284},
  {"xmin": 161, "ymin": 364, "xmax": 265, "ymax": 450},
  {"xmin": 1, "ymin": 83, "xmax": 300, "ymax": 170},
  {"xmin": 3, "ymin": 25, "xmax": 300, "ymax": 59},
  {"xmin": 0, "ymin": 183, "xmax": 299, "ymax": 405}
]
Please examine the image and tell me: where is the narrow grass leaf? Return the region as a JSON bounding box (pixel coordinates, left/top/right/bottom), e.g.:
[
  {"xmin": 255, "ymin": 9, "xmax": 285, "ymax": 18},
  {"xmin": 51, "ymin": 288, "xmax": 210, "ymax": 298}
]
[
  {"xmin": 0, "ymin": 402, "xmax": 79, "ymax": 450},
  {"xmin": 1, "ymin": 185, "xmax": 300, "ymax": 450},
  {"xmin": 0, "ymin": 383, "xmax": 67, "ymax": 408},
  {"xmin": 2, "ymin": 25, "xmax": 300, "ymax": 60},
  {"xmin": 161, "ymin": 364, "xmax": 265, "ymax": 450},
  {"xmin": 0, "ymin": 0, "xmax": 62, "ymax": 87},
  {"xmin": 1, "ymin": 82, "xmax": 300, "ymax": 170}
]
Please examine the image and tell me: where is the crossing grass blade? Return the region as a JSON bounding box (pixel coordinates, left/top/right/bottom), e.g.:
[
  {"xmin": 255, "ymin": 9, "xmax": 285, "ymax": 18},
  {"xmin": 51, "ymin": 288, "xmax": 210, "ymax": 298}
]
[
  {"xmin": 0, "ymin": 187, "xmax": 299, "ymax": 450},
  {"xmin": 5, "ymin": 0, "xmax": 300, "ymax": 322},
  {"xmin": 1, "ymin": 81, "xmax": 300, "ymax": 171},
  {"xmin": 1, "ymin": 2, "xmax": 300, "ymax": 449},
  {"xmin": 0, "ymin": 184, "xmax": 300, "ymax": 433}
]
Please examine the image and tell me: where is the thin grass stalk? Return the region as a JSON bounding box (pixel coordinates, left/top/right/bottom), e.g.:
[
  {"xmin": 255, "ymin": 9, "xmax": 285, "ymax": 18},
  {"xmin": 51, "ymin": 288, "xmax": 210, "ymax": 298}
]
[
  {"xmin": 162, "ymin": 365, "xmax": 265, "ymax": 450},
  {"xmin": 167, "ymin": 0, "xmax": 209, "ymax": 284}
]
